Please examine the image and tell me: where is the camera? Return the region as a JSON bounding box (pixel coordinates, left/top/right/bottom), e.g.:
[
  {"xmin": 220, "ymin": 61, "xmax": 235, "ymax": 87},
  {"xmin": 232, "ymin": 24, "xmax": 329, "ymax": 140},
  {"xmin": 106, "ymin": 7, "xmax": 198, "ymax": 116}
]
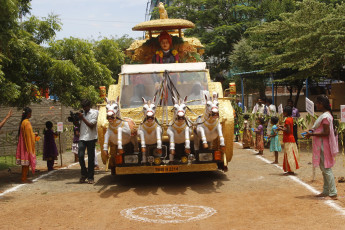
[{"xmin": 67, "ymin": 110, "xmax": 83, "ymax": 123}]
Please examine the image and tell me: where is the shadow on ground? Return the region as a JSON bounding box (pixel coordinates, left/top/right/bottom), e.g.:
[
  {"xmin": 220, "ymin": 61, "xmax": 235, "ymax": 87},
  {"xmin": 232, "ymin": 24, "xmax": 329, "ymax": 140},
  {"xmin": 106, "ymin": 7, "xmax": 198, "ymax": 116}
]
[{"xmin": 95, "ymin": 171, "xmax": 229, "ymax": 198}]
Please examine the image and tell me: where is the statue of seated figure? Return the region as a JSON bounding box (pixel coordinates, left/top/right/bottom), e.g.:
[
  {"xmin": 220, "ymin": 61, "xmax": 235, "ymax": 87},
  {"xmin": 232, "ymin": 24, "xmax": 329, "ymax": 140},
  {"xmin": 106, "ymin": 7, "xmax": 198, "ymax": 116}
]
[{"xmin": 152, "ymin": 31, "xmax": 179, "ymax": 64}]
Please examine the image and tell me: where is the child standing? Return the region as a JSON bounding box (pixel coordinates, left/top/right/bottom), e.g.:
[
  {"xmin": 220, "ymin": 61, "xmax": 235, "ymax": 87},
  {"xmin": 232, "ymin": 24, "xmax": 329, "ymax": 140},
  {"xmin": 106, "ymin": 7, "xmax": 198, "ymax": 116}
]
[
  {"xmin": 242, "ymin": 114, "xmax": 252, "ymax": 149},
  {"xmin": 268, "ymin": 116, "xmax": 282, "ymax": 164},
  {"xmin": 43, "ymin": 121, "xmax": 58, "ymax": 171},
  {"xmin": 279, "ymin": 106, "xmax": 299, "ymax": 175},
  {"xmin": 254, "ymin": 117, "xmax": 265, "ymax": 155}
]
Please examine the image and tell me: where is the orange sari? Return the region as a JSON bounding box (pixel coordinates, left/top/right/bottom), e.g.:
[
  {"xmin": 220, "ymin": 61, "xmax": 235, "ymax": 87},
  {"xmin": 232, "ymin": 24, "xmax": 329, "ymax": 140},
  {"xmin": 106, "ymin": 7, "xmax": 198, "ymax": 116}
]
[{"xmin": 16, "ymin": 119, "xmax": 37, "ymax": 173}]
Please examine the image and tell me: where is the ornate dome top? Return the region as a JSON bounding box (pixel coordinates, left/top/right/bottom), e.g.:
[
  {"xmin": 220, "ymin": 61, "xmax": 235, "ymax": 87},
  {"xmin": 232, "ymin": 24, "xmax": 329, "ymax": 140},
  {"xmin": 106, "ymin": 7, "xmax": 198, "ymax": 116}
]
[
  {"xmin": 132, "ymin": 19, "xmax": 195, "ymax": 31},
  {"xmin": 132, "ymin": 3, "xmax": 194, "ymax": 32}
]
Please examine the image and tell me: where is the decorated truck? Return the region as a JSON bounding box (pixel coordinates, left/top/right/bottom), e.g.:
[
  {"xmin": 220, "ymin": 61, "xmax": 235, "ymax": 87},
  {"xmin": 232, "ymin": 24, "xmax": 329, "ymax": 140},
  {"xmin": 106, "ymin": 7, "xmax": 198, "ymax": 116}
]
[{"xmin": 97, "ymin": 4, "xmax": 234, "ymax": 175}]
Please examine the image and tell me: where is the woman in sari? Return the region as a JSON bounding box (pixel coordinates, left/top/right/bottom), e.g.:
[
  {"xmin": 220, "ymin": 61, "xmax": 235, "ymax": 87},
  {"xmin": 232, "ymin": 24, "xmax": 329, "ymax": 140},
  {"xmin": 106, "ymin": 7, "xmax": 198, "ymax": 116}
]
[
  {"xmin": 306, "ymin": 96, "xmax": 338, "ymax": 200},
  {"xmin": 16, "ymin": 107, "xmax": 37, "ymax": 183}
]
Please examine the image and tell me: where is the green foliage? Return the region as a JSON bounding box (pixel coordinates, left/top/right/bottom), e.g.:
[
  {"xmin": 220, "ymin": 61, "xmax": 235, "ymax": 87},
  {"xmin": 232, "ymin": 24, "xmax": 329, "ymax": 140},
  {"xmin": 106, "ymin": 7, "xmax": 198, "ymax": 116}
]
[
  {"xmin": 246, "ymin": 0, "xmax": 345, "ymax": 80},
  {"xmin": 113, "ymin": 35, "xmax": 135, "ymax": 50},
  {"xmin": 22, "ymin": 14, "xmax": 62, "ymax": 44},
  {"xmin": 0, "ymin": 13, "xmax": 61, "ymax": 107},
  {"xmin": 112, "ymin": 35, "xmax": 136, "ymax": 65},
  {"xmin": 229, "ymin": 38, "xmax": 259, "ymax": 73},
  {"xmin": 228, "ymin": 37, "xmax": 267, "ymax": 96},
  {"xmin": 0, "ymin": 0, "xmax": 130, "ymax": 108},
  {"xmin": 48, "ymin": 38, "xmax": 114, "ymax": 108},
  {"xmin": 165, "ymin": 0, "xmax": 297, "ymax": 78},
  {"xmin": 0, "ymin": 0, "xmax": 30, "ymax": 82},
  {"xmin": 93, "ymin": 37, "xmax": 125, "ymax": 83}
]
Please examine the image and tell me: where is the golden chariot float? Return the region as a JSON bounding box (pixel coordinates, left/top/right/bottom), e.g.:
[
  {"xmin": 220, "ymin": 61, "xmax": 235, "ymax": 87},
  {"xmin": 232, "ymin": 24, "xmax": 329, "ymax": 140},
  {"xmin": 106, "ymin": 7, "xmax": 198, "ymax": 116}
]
[{"xmin": 97, "ymin": 4, "xmax": 234, "ymax": 175}]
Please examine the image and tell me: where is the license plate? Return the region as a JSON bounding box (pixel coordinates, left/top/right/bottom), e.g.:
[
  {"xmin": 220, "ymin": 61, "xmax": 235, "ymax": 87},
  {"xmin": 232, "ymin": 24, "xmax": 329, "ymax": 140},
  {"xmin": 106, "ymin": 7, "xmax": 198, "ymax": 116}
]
[{"xmin": 154, "ymin": 165, "xmax": 179, "ymax": 173}]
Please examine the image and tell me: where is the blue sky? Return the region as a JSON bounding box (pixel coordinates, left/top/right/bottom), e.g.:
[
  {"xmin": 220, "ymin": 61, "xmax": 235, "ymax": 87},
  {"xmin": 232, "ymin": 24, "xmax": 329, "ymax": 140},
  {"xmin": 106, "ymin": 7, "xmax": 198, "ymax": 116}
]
[{"xmin": 29, "ymin": 0, "xmax": 150, "ymax": 40}]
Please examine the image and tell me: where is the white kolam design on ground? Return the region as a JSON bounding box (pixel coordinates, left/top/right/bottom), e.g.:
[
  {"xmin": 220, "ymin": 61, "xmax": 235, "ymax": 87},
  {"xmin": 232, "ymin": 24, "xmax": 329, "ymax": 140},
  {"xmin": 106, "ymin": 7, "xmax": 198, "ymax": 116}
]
[{"xmin": 120, "ymin": 204, "xmax": 217, "ymax": 223}]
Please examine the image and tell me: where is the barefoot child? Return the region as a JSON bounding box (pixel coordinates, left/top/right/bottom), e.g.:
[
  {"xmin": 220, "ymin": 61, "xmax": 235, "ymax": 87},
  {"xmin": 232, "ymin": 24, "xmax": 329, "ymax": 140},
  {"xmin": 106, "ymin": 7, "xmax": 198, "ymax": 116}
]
[
  {"xmin": 43, "ymin": 121, "xmax": 58, "ymax": 171},
  {"xmin": 242, "ymin": 114, "xmax": 252, "ymax": 149},
  {"xmin": 268, "ymin": 116, "xmax": 281, "ymax": 164},
  {"xmin": 254, "ymin": 117, "xmax": 265, "ymax": 155},
  {"xmin": 279, "ymin": 106, "xmax": 299, "ymax": 175}
]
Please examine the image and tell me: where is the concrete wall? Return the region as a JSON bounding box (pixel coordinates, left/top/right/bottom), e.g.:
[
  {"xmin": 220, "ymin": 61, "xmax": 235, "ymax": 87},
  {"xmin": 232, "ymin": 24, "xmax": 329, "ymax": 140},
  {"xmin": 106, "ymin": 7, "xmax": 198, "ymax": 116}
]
[{"xmin": 0, "ymin": 99, "xmax": 76, "ymax": 157}]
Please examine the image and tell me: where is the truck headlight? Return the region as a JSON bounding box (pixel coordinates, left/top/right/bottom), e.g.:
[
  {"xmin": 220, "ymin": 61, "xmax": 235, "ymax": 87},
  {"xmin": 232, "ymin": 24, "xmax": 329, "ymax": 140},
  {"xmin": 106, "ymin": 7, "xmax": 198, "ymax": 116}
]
[
  {"xmin": 154, "ymin": 157, "xmax": 161, "ymax": 165},
  {"xmin": 181, "ymin": 156, "xmax": 188, "ymax": 164},
  {"xmin": 198, "ymin": 152, "xmax": 213, "ymax": 162},
  {"xmin": 124, "ymin": 155, "xmax": 139, "ymax": 164}
]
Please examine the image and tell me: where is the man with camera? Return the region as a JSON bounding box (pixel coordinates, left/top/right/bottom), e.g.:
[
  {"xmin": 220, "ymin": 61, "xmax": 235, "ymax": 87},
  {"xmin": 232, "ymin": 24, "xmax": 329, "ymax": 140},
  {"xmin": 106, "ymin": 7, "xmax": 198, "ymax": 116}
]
[{"xmin": 77, "ymin": 99, "xmax": 98, "ymax": 184}]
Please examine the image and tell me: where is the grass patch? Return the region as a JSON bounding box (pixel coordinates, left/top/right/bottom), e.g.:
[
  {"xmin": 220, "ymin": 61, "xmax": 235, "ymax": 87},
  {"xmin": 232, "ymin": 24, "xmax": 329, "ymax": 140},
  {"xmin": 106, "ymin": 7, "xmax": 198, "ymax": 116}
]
[
  {"xmin": 0, "ymin": 155, "xmax": 16, "ymax": 170},
  {"xmin": 0, "ymin": 162, "xmax": 16, "ymax": 171}
]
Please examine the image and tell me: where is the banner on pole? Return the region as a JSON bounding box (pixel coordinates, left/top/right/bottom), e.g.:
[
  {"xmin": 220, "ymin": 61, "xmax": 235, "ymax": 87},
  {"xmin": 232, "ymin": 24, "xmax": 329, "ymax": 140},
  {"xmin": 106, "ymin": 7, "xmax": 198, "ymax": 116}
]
[
  {"xmin": 341, "ymin": 105, "xmax": 345, "ymax": 123},
  {"xmin": 306, "ymin": 98, "xmax": 314, "ymax": 116},
  {"xmin": 57, "ymin": 122, "xmax": 63, "ymax": 132}
]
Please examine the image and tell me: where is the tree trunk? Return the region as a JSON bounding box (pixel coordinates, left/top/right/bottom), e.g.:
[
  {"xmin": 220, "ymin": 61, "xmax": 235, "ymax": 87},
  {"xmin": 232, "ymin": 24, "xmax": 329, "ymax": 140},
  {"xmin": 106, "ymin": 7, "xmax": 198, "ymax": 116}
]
[
  {"xmin": 294, "ymin": 82, "xmax": 303, "ymax": 107},
  {"xmin": 287, "ymin": 86, "xmax": 293, "ymax": 99}
]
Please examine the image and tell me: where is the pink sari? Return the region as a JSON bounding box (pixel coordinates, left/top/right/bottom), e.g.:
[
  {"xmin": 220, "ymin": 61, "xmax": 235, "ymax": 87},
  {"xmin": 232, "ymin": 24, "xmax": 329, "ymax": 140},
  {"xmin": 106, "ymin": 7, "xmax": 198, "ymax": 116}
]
[
  {"xmin": 312, "ymin": 112, "xmax": 338, "ymax": 168},
  {"xmin": 16, "ymin": 119, "xmax": 36, "ymax": 174}
]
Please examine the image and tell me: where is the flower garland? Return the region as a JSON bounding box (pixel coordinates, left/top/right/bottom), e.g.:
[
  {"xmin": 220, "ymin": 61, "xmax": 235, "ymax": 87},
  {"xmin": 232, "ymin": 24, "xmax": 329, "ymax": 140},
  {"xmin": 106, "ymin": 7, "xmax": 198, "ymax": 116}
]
[
  {"xmin": 155, "ymin": 50, "xmax": 179, "ymax": 63},
  {"xmin": 172, "ymin": 50, "xmax": 179, "ymax": 63}
]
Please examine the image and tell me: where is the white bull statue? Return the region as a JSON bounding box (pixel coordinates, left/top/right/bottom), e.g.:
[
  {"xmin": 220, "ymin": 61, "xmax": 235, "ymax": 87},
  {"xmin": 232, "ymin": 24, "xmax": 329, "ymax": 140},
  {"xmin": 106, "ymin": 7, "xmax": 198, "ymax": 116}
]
[
  {"xmin": 138, "ymin": 97, "xmax": 163, "ymax": 164},
  {"xmin": 167, "ymin": 96, "xmax": 192, "ymax": 163},
  {"xmin": 194, "ymin": 92, "xmax": 225, "ymax": 151},
  {"xmin": 103, "ymin": 97, "xmax": 138, "ymax": 155}
]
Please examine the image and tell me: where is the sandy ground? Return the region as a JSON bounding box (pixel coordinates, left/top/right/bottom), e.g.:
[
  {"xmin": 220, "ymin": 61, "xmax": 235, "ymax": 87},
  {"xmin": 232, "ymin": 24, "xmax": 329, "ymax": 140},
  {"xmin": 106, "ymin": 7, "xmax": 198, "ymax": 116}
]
[{"xmin": 1, "ymin": 143, "xmax": 345, "ymax": 230}]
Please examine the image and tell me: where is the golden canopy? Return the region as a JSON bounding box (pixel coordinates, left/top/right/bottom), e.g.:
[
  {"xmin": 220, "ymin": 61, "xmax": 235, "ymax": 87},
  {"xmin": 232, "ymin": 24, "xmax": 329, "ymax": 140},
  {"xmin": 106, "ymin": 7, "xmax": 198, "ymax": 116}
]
[{"xmin": 132, "ymin": 19, "xmax": 195, "ymax": 32}]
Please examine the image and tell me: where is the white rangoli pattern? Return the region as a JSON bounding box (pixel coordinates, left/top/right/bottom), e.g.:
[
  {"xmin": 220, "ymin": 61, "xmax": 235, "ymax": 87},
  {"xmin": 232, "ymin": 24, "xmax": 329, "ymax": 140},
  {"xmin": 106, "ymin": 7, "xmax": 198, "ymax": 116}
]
[{"xmin": 120, "ymin": 204, "xmax": 217, "ymax": 223}]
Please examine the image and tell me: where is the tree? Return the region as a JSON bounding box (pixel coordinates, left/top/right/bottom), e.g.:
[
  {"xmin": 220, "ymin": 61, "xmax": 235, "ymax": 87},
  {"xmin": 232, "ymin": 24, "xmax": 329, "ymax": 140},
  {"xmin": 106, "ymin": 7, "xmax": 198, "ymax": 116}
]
[
  {"xmin": 0, "ymin": 0, "xmax": 62, "ymax": 107},
  {"xmin": 0, "ymin": 0, "xmax": 119, "ymax": 108},
  {"xmin": 246, "ymin": 0, "xmax": 345, "ymax": 81},
  {"xmin": 229, "ymin": 37, "xmax": 267, "ymax": 98},
  {"xmin": 160, "ymin": 0, "xmax": 297, "ymax": 78},
  {"xmin": 112, "ymin": 34, "xmax": 135, "ymax": 51},
  {"xmin": 48, "ymin": 38, "xmax": 114, "ymax": 108},
  {"xmin": 113, "ymin": 35, "xmax": 135, "ymax": 65},
  {"xmin": 93, "ymin": 36, "xmax": 132, "ymax": 83},
  {"xmin": 228, "ymin": 0, "xmax": 345, "ymax": 105}
]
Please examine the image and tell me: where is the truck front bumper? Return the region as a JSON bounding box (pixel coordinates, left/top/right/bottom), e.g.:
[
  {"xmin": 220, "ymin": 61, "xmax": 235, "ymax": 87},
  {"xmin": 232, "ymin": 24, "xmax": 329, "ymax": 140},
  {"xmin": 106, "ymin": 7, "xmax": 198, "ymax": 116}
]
[{"xmin": 115, "ymin": 163, "xmax": 218, "ymax": 175}]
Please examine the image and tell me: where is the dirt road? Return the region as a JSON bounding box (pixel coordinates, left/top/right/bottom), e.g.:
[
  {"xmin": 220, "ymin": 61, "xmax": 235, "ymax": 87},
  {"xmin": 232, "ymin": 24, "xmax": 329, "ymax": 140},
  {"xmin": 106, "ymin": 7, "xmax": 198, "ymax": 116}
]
[{"xmin": 1, "ymin": 144, "xmax": 345, "ymax": 230}]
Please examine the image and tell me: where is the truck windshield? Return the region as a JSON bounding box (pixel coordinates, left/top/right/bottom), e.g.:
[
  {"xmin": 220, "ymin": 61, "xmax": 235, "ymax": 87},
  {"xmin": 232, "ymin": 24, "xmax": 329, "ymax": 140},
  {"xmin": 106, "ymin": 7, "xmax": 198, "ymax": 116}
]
[{"xmin": 120, "ymin": 71, "xmax": 209, "ymax": 108}]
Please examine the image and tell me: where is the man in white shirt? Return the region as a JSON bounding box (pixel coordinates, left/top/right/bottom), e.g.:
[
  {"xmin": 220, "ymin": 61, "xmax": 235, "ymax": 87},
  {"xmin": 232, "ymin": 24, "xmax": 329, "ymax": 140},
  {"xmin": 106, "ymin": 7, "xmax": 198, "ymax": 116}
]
[
  {"xmin": 266, "ymin": 98, "xmax": 276, "ymax": 115},
  {"xmin": 77, "ymin": 99, "xmax": 98, "ymax": 184},
  {"xmin": 252, "ymin": 98, "xmax": 269, "ymax": 115}
]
